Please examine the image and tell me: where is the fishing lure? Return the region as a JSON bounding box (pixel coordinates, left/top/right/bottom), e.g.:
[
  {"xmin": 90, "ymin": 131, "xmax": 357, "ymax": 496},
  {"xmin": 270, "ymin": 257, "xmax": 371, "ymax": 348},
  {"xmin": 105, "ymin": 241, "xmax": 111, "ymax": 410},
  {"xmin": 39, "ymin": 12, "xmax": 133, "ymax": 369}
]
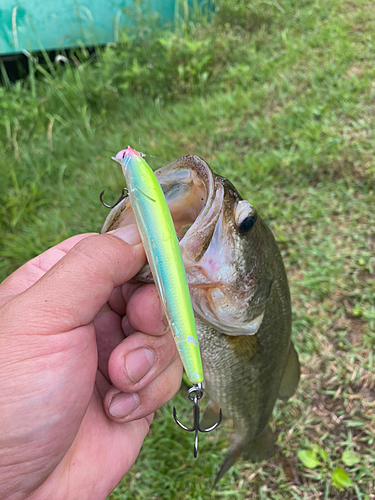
[{"xmin": 111, "ymin": 146, "xmax": 221, "ymax": 456}]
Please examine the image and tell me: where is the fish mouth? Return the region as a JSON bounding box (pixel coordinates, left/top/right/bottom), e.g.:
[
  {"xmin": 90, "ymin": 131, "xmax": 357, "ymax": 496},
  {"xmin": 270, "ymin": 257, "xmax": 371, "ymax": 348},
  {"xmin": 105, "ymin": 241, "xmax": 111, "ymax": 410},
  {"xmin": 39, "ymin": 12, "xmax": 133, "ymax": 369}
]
[
  {"xmin": 155, "ymin": 155, "xmax": 224, "ymax": 260},
  {"xmin": 101, "ymin": 155, "xmax": 259, "ymax": 335},
  {"xmin": 101, "ymin": 154, "xmax": 223, "ymax": 258}
]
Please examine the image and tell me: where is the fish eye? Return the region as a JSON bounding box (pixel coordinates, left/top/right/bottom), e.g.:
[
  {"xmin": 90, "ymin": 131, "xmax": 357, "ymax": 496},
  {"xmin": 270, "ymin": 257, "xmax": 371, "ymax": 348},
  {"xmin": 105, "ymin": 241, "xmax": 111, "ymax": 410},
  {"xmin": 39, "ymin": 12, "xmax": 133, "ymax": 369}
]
[
  {"xmin": 238, "ymin": 214, "xmax": 257, "ymax": 232},
  {"xmin": 235, "ymin": 200, "xmax": 257, "ymax": 233}
]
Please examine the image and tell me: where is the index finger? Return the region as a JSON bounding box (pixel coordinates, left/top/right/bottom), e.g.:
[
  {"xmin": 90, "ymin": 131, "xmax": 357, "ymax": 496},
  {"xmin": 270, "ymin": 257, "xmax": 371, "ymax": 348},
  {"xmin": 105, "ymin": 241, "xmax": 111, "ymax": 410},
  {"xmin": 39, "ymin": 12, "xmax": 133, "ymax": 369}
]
[{"xmin": 5, "ymin": 226, "xmax": 146, "ymax": 334}]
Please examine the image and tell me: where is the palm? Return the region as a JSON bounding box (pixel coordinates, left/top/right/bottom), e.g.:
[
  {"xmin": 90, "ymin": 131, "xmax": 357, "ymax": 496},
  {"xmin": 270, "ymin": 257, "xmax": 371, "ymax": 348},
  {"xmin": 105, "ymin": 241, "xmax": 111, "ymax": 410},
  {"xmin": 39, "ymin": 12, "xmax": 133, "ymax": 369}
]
[{"xmin": 42, "ymin": 371, "xmax": 150, "ymax": 500}]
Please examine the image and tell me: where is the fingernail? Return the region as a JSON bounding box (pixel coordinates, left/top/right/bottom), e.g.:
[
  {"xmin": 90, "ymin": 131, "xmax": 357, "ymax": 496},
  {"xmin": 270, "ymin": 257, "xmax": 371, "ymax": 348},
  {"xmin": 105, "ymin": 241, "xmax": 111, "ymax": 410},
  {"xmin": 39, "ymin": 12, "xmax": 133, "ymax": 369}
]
[
  {"xmin": 113, "ymin": 224, "xmax": 141, "ymax": 246},
  {"xmin": 109, "ymin": 392, "xmax": 139, "ymax": 418},
  {"xmin": 126, "ymin": 348, "xmax": 155, "ymax": 383}
]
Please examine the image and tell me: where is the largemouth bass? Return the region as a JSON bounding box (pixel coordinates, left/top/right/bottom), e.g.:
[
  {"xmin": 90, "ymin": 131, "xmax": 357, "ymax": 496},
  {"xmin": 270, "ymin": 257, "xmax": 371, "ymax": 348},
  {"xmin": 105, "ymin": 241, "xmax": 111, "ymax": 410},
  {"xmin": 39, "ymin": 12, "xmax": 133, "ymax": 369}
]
[{"xmin": 101, "ymin": 155, "xmax": 300, "ymax": 483}]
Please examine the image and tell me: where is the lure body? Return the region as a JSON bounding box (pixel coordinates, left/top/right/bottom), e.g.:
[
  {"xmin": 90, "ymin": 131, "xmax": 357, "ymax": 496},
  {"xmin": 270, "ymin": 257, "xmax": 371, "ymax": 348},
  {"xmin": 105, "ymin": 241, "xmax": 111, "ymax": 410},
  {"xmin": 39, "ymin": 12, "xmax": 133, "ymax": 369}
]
[{"xmin": 113, "ymin": 147, "xmax": 203, "ymax": 384}]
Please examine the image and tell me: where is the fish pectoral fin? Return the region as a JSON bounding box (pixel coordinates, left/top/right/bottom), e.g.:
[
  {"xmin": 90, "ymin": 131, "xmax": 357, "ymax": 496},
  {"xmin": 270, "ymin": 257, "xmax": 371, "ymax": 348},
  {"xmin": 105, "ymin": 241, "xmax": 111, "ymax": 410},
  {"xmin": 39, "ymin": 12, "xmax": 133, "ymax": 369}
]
[
  {"xmin": 225, "ymin": 333, "xmax": 261, "ymax": 360},
  {"xmin": 200, "ymin": 400, "xmax": 221, "ymax": 430},
  {"xmin": 278, "ymin": 342, "xmax": 300, "ymax": 401},
  {"xmin": 214, "ymin": 425, "xmax": 275, "ymax": 487}
]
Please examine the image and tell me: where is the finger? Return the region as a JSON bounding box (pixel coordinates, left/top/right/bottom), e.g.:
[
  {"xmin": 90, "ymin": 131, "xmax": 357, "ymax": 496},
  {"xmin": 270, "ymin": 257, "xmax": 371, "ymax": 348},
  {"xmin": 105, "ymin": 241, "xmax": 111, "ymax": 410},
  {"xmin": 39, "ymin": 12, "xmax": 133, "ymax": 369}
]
[
  {"xmin": 107, "ymin": 286, "xmax": 126, "ymax": 316},
  {"xmin": 108, "ymin": 329, "xmax": 179, "ymax": 393},
  {"xmin": 94, "ymin": 304, "xmax": 124, "ymax": 380},
  {"xmin": 107, "ymin": 282, "xmax": 142, "ymax": 316},
  {"xmin": 0, "ymin": 233, "xmax": 96, "ymax": 302},
  {"xmin": 5, "ymin": 225, "xmax": 145, "ymax": 335},
  {"xmin": 126, "ymin": 284, "xmax": 168, "ymax": 336},
  {"xmin": 121, "ymin": 316, "xmax": 136, "ymax": 337},
  {"xmin": 95, "ymin": 281, "xmax": 144, "ymax": 376},
  {"xmin": 103, "ymin": 356, "xmax": 182, "ymax": 422}
]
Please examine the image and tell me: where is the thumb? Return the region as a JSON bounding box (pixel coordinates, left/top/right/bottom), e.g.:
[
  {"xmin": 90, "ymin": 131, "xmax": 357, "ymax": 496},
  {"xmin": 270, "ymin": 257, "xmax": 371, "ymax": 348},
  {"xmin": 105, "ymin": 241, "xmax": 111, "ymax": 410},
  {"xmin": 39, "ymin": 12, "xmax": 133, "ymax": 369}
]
[{"xmin": 8, "ymin": 225, "xmax": 146, "ymax": 335}]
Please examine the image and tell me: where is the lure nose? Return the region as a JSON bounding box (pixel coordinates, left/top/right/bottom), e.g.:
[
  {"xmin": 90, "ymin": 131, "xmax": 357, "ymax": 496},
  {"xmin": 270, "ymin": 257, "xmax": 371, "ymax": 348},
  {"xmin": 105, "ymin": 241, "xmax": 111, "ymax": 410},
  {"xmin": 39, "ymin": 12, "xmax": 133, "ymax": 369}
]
[{"xmin": 112, "ymin": 146, "xmax": 141, "ymax": 163}]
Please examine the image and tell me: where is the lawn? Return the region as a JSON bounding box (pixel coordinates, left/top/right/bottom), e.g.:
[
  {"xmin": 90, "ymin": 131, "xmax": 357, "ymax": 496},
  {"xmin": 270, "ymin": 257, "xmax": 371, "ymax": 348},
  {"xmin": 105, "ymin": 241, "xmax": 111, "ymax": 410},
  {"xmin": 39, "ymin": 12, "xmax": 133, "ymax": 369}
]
[{"xmin": 0, "ymin": 0, "xmax": 374, "ymax": 498}]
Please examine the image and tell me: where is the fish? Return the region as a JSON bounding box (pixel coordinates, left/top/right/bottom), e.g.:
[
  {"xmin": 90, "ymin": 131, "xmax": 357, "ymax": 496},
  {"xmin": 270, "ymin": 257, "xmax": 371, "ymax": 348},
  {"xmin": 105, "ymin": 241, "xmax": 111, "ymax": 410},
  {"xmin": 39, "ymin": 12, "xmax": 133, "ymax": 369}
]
[{"xmin": 100, "ymin": 154, "xmax": 300, "ymax": 484}]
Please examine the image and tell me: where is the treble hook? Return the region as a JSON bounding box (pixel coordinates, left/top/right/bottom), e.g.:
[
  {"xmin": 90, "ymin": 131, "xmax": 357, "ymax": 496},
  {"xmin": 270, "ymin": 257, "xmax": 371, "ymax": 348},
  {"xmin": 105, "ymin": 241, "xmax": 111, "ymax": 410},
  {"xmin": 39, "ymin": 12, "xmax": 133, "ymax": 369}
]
[
  {"xmin": 100, "ymin": 188, "xmax": 128, "ymax": 209},
  {"xmin": 173, "ymin": 383, "xmax": 222, "ymax": 458}
]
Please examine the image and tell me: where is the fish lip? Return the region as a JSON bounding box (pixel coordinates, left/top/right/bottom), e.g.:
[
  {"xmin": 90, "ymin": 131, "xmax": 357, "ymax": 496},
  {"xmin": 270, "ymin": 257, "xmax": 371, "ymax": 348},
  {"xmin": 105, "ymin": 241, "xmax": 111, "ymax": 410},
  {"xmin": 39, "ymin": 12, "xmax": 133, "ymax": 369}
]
[{"xmin": 177, "ymin": 157, "xmax": 217, "ymax": 238}]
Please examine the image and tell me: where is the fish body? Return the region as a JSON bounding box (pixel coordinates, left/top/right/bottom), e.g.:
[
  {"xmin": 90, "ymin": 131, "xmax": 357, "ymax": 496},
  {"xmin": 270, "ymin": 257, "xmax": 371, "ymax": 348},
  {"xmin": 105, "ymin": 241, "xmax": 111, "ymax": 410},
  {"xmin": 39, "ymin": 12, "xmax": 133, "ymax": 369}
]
[
  {"xmin": 101, "ymin": 155, "xmax": 300, "ymax": 482},
  {"xmin": 112, "ymin": 147, "xmax": 203, "ymax": 384}
]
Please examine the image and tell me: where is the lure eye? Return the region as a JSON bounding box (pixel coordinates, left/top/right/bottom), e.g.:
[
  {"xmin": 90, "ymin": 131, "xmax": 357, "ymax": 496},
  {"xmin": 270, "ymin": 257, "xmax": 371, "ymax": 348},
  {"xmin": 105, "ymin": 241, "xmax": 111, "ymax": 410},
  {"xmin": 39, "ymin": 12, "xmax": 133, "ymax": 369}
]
[
  {"xmin": 235, "ymin": 200, "xmax": 257, "ymax": 233},
  {"xmin": 114, "ymin": 149, "xmax": 128, "ymax": 162}
]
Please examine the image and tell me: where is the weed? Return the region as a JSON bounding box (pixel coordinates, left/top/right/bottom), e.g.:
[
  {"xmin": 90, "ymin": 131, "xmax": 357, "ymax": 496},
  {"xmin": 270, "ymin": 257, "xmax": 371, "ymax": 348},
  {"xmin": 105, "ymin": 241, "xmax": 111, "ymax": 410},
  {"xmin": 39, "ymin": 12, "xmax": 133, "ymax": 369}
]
[{"xmin": 298, "ymin": 444, "xmax": 360, "ymax": 492}]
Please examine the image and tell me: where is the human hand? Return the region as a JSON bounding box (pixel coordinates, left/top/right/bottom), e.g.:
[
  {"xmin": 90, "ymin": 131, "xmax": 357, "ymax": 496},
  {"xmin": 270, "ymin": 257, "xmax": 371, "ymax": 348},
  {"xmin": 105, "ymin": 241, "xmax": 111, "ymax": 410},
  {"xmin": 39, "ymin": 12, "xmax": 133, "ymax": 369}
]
[{"xmin": 0, "ymin": 226, "xmax": 182, "ymax": 500}]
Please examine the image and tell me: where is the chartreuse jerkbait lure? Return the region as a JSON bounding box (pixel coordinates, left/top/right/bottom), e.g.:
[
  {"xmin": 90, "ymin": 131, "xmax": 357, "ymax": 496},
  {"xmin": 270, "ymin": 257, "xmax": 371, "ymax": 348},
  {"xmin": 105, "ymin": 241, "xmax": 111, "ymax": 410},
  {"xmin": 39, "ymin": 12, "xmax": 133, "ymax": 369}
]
[{"xmin": 110, "ymin": 146, "xmax": 221, "ymax": 457}]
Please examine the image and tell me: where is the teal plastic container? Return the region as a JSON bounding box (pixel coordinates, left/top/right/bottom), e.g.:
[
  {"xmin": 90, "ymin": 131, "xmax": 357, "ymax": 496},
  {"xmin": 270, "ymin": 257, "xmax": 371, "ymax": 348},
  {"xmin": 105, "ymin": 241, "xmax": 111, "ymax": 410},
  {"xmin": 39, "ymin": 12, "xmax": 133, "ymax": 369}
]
[{"xmin": 0, "ymin": 0, "xmax": 187, "ymax": 56}]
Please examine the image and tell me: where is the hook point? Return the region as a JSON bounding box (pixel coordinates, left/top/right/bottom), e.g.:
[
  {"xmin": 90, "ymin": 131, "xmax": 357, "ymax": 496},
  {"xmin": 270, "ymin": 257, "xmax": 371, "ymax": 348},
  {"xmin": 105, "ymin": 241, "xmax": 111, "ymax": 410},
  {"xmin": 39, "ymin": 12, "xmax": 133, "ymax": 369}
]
[
  {"xmin": 100, "ymin": 187, "xmax": 127, "ymax": 209},
  {"xmin": 173, "ymin": 385, "xmax": 222, "ymax": 458}
]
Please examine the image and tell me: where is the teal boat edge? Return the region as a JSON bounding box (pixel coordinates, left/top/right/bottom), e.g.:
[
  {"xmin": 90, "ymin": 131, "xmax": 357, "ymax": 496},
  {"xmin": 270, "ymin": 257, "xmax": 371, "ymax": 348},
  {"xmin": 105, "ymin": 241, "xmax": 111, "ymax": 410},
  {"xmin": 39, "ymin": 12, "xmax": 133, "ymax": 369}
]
[{"xmin": 0, "ymin": 0, "xmax": 209, "ymax": 56}]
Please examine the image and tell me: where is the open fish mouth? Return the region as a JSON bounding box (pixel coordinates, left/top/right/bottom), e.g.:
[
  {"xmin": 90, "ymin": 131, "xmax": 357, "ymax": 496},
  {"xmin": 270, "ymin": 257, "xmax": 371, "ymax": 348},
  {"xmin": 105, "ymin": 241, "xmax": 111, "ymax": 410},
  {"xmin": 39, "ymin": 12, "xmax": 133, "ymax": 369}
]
[
  {"xmin": 101, "ymin": 155, "xmax": 263, "ymax": 335},
  {"xmin": 155, "ymin": 156, "xmax": 219, "ymax": 248},
  {"xmin": 101, "ymin": 155, "xmax": 223, "ymax": 264}
]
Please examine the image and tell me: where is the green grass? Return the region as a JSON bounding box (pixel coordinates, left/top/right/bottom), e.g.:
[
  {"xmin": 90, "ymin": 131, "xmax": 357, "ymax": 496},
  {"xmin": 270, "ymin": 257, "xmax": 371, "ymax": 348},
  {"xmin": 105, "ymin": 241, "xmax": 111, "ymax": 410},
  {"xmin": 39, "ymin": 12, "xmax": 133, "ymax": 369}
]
[{"xmin": 1, "ymin": 0, "xmax": 375, "ymax": 498}]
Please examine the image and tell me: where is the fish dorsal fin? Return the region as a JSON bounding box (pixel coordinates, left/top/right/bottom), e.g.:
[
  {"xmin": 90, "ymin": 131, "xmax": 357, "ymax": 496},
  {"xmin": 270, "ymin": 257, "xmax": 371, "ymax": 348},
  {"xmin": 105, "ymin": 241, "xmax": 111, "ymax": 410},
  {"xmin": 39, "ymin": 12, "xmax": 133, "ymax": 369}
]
[{"xmin": 278, "ymin": 342, "xmax": 300, "ymax": 401}]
